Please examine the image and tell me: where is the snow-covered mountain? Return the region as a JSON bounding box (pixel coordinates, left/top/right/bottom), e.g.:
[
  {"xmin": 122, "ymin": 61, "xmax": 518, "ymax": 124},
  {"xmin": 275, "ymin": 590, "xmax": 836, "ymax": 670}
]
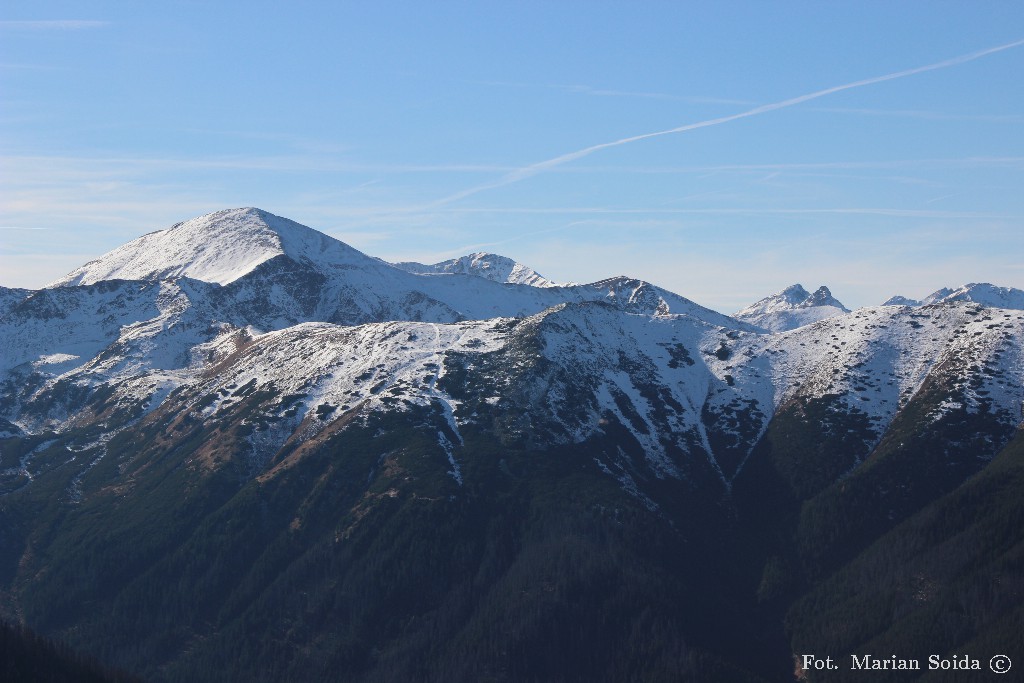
[
  {"xmin": 44, "ymin": 208, "xmax": 741, "ymax": 332},
  {"xmin": 392, "ymin": 252, "xmax": 560, "ymax": 287},
  {"xmin": 733, "ymin": 283, "xmax": 849, "ymax": 332},
  {"xmin": 3, "ymin": 207, "xmax": 1023, "ymax": 683},
  {"xmin": 52, "ymin": 208, "xmax": 373, "ymax": 287},
  {"xmin": 0, "ymin": 207, "xmax": 749, "ymax": 436},
  {"xmin": 885, "ymin": 283, "xmax": 1024, "ymax": 310},
  {"xmin": 3, "ymin": 208, "xmax": 1021, "ymax": 497}
]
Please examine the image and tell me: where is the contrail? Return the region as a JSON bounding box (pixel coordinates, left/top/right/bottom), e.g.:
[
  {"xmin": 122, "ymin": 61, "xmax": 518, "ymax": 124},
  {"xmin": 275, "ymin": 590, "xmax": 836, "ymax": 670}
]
[{"xmin": 429, "ymin": 38, "xmax": 1024, "ymax": 207}]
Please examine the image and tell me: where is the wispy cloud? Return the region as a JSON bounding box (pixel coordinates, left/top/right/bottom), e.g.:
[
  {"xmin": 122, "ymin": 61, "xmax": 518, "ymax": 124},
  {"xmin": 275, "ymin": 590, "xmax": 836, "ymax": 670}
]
[
  {"xmin": 0, "ymin": 153, "xmax": 517, "ymax": 177},
  {"xmin": 809, "ymin": 106, "xmax": 1024, "ymax": 124},
  {"xmin": 4, "ymin": 152, "xmax": 1020, "ymax": 187},
  {"xmin": 473, "ymin": 79, "xmax": 753, "ymax": 106},
  {"xmin": 0, "ymin": 20, "xmax": 108, "ymax": 30},
  {"xmin": 433, "ymin": 39, "xmax": 1024, "ymax": 207},
  {"xmin": 924, "ymin": 192, "xmax": 964, "ymax": 205},
  {"xmin": 550, "ymin": 157, "xmax": 1024, "ymax": 174},
  {"xmin": 429, "ymin": 207, "xmax": 1014, "ymax": 219},
  {"xmin": 173, "ymin": 128, "xmax": 354, "ymax": 155}
]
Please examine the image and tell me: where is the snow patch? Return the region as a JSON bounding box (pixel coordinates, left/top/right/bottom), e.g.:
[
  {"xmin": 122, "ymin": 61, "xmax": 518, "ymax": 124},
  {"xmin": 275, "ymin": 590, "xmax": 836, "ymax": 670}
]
[{"xmin": 437, "ymin": 431, "xmax": 463, "ymax": 486}]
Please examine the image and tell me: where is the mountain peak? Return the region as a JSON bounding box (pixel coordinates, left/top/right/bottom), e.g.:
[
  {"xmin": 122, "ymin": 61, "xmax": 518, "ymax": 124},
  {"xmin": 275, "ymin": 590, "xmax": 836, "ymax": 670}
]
[
  {"xmin": 735, "ymin": 283, "xmax": 849, "ymax": 332},
  {"xmin": 50, "ymin": 208, "xmax": 369, "ymax": 287},
  {"xmin": 780, "ymin": 283, "xmax": 811, "ymax": 303},
  {"xmin": 803, "ymin": 285, "xmax": 845, "ymax": 309},
  {"xmin": 392, "ymin": 252, "xmax": 559, "ymax": 287},
  {"xmin": 883, "ymin": 295, "xmax": 921, "ymax": 307}
]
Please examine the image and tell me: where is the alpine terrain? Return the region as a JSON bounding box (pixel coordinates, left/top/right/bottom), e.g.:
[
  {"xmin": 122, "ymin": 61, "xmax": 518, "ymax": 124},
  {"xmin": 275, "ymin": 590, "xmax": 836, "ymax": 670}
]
[{"xmin": 1, "ymin": 208, "xmax": 1022, "ymax": 682}]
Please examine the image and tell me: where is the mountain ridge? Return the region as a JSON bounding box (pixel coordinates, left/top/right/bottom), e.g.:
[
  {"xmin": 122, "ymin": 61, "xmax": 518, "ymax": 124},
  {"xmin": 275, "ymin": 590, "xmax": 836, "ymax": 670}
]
[
  {"xmin": 392, "ymin": 251, "xmax": 560, "ymax": 288},
  {"xmin": 885, "ymin": 282, "xmax": 1024, "ymax": 310}
]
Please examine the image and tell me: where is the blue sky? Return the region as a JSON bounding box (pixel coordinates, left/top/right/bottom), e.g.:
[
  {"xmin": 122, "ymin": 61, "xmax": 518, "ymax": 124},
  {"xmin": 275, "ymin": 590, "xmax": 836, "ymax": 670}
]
[{"xmin": 2, "ymin": 2, "xmax": 1022, "ymax": 312}]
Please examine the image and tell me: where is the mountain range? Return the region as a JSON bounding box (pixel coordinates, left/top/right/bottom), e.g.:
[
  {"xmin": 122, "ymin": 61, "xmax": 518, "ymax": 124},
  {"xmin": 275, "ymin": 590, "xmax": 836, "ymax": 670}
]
[
  {"xmin": 2, "ymin": 208, "xmax": 1022, "ymax": 682},
  {"xmin": 884, "ymin": 282, "xmax": 1024, "ymax": 309}
]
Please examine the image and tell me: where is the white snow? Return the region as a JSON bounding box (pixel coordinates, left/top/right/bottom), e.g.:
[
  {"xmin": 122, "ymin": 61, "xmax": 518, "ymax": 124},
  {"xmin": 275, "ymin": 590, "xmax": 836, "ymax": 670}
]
[{"xmin": 437, "ymin": 431, "xmax": 463, "ymax": 486}]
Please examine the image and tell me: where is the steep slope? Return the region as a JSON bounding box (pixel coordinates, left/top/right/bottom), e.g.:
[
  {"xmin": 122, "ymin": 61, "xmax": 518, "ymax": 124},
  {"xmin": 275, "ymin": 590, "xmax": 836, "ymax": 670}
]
[
  {"xmin": 392, "ymin": 251, "xmax": 560, "ymax": 287},
  {"xmin": 0, "ymin": 277, "xmax": 226, "ymax": 442},
  {"xmin": 0, "ymin": 286, "xmax": 31, "ymax": 315},
  {"xmin": 742, "ymin": 301, "xmax": 1023, "ymax": 531},
  {"xmin": 787, "ymin": 427, "xmax": 1024, "ymax": 682},
  {"xmin": 735, "ymin": 284, "xmax": 849, "ymax": 332}
]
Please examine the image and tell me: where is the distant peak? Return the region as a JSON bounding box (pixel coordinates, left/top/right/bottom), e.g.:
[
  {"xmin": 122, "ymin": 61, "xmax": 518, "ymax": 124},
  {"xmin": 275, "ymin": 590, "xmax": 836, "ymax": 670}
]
[
  {"xmin": 883, "ymin": 295, "xmax": 921, "ymax": 307},
  {"xmin": 738, "ymin": 284, "xmax": 846, "ymax": 312},
  {"xmin": 734, "ymin": 283, "xmax": 849, "ymax": 332},
  {"xmin": 803, "ymin": 285, "xmax": 847, "ymax": 310},
  {"xmin": 924, "ymin": 283, "xmax": 1024, "ymax": 310},
  {"xmin": 920, "ymin": 287, "xmax": 955, "ymax": 306},
  {"xmin": 392, "ymin": 252, "xmax": 559, "ymax": 287},
  {"xmin": 881, "ymin": 283, "xmax": 1024, "ymax": 310}
]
